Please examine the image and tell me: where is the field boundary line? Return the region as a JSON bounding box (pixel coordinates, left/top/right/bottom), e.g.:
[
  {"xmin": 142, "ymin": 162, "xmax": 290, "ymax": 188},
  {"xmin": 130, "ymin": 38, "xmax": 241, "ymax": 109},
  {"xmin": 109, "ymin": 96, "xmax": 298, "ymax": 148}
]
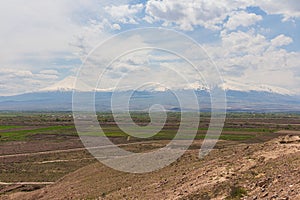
[
  {"xmin": 0, "ymin": 182, "xmax": 54, "ymax": 185},
  {"xmin": 0, "ymin": 141, "xmax": 161, "ymax": 159}
]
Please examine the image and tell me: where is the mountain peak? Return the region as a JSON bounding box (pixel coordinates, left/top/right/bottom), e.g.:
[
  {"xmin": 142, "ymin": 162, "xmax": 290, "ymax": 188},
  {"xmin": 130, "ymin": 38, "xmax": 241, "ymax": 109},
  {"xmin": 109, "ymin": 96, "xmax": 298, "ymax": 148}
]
[
  {"xmin": 40, "ymin": 76, "xmax": 77, "ymax": 92},
  {"xmin": 220, "ymin": 79, "xmax": 294, "ymax": 96},
  {"xmin": 40, "ymin": 76, "xmax": 294, "ymax": 96}
]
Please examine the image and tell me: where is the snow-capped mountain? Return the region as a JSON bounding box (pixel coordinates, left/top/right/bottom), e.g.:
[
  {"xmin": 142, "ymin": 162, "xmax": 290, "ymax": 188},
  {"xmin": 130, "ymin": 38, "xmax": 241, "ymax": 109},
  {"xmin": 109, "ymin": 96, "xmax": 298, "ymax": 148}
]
[
  {"xmin": 39, "ymin": 76, "xmax": 294, "ymax": 96},
  {"xmin": 40, "ymin": 76, "xmax": 77, "ymax": 92},
  {"xmin": 0, "ymin": 76, "xmax": 299, "ymax": 112},
  {"xmin": 220, "ymin": 79, "xmax": 294, "ymax": 96}
]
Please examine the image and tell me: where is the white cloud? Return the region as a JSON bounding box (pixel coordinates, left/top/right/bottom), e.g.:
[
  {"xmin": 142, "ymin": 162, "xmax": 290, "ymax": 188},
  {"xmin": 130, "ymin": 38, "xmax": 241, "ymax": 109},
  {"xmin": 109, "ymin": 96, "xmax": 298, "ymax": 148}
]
[
  {"xmin": 105, "ymin": 4, "xmax": 144, "ymax": 24},
  {"xmin": 271, "ymin": 34, "xmax": 293, "ymax": 48},
  {"xmin": 220, "ymin": 30, "xmax": 268, "ymax": 56},
  {"xmin": 144, "ymin": 0, "xmax": 300, "ymax": 31},
  {"xmin": 0, "ymin": 68, "xmax": 59, "ymax": 95},
  {"xmin": 39, "ymin": 70, "xmax": 59, "ymax": 76},
  {"xmin": 204, "ymin": 30, "xmax": 300, "ymax": 93},
  {"xmin": 0, "ymin": 69, "xmax": 33, "ymax": 78},
  {"xmin": 224, "ymin": 11, "xmax": 262, "ymax": 30},
  {"xmin": 145, "ymin": 0, "xmax": 254, "ymax": 30},
  {"xmin": 112, "ymin": 23, "xmax": 121, "ymax": 30},
  {"xmin": 255, "ymin": 0, "xmax": 300, "ymax": 21},
  {"xmin": 0, "ymin": 0, "xmax": 110, "ymax": 95},
  {"xmin": 0, "ymin": 0, "xmax": 112, "ymax": 89},
  {"xmin": 0, "ymin": 0, "xmax": 96, "ymax": 63},
  {"xmin": 1, "ymin": 0, "xmax": 300, "ymax": 95},
  {"xmin": 70, "ymin": 19, "xmax": 111, "ymax": 61}
]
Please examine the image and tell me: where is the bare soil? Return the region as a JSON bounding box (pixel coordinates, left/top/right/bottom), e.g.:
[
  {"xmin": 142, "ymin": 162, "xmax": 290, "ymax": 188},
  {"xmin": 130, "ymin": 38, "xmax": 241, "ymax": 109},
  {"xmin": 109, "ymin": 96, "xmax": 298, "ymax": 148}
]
[
  {"xmin": 1, "ymin": 134, "xmax": 299, "ymax": 200},
  {"xmin": 1, "ymin": 114, "xmax": 300, "ymax": 199}
]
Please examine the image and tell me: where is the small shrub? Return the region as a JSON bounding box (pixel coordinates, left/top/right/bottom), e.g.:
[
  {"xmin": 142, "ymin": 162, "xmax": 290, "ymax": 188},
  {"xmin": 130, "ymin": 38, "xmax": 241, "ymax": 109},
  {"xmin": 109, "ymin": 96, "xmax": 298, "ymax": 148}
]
[{"xmin": 226, "ymin": 186, "xmax": 247, "ymax": 199}]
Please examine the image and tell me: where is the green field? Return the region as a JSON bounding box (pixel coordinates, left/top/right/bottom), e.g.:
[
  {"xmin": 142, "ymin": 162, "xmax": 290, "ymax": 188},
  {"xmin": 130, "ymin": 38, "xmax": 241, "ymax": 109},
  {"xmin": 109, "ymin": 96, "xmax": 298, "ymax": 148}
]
[
  {"xmin": 1, "ymin": 111, "xmax": 297, "ymax": 142},
  {"xmin": 0, "ymin": 124, "xmax": 259, "ymax": 142},
  {"xmin": 0, "ymin": 125, "xmax": 23, "ymax": 130},
  {"xmin": 0, "ymin": 125, "xmax": 75, "ymax": 141},
  {"xmin": 1, "ymin": 112, "xmax": 299, "ymax": 198}
]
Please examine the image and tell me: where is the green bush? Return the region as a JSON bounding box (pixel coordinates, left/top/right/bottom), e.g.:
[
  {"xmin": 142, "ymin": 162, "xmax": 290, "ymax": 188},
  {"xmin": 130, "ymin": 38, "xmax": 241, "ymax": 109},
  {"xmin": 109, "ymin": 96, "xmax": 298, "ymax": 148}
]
[{"xmin": 226, "ymin": 186, "xmax": 247, "ymax": 199}]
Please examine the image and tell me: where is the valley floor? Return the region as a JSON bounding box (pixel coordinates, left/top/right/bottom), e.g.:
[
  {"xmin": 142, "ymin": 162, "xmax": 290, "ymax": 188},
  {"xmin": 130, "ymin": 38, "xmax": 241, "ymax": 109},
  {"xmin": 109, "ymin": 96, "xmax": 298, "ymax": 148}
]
[{"xmin": 0, "ymin": 113, "xmax": 300, "ymax": 199}]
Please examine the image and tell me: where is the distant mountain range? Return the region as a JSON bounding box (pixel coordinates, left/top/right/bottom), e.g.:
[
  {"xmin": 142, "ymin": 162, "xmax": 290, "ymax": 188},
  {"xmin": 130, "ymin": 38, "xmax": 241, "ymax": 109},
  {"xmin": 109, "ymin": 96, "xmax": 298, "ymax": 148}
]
[
  {"xmin": 39, "ymin": 76, "xmax": 296, "ymax": 95},
  {"xmin": 0, "ymin": 76, "xmax": 299, "ymax": 112},
  {"xmin": 0, "ymin": 89, "xmax": 299, "ymax": 112}
]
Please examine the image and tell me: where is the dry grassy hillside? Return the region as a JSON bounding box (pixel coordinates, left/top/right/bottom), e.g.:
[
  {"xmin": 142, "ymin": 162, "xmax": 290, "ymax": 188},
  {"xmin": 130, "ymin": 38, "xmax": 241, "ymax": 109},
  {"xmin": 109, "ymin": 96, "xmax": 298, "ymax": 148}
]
[{"xmin": 3, "ymin": 135, "xmax": 300, "ymax": 200}]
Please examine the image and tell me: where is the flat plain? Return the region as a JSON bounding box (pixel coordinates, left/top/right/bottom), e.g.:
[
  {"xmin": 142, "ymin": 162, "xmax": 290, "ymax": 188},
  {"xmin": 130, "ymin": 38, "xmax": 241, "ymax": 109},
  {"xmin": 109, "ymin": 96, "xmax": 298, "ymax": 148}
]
[{"xmin": 0, "ymin": 112, "xmax": 300, "ymax": 199}]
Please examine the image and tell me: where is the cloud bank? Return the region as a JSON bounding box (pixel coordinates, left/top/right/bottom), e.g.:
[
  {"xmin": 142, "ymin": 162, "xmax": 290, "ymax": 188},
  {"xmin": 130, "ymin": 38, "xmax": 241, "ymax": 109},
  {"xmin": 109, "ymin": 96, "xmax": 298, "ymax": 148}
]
[{"xmin": 1, "ymin": 0, "xmax": 300, "ymax": 95}]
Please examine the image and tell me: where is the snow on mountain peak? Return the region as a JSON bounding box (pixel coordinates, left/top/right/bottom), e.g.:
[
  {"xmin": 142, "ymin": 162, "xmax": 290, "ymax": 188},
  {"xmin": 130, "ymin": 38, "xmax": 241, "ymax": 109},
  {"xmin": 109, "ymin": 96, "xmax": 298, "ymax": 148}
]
[
  {"xmin": 40, "ymin": 76, "xmax": 77, "ymax": 92},
  {"xmin": 41, "ymin": 76, "xmax": 294, "ymax": 96},
  {"xmin": 220, "ymin": 79, "xmax": 294, "ymax": 95}
]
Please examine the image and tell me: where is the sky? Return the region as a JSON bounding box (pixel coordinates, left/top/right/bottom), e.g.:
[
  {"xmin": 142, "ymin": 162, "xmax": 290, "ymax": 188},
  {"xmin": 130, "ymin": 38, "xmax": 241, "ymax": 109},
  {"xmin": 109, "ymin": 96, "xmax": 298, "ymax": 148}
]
[{"xmin": 0, "ymin": 0, "xmax": 300, "ymax": 96}]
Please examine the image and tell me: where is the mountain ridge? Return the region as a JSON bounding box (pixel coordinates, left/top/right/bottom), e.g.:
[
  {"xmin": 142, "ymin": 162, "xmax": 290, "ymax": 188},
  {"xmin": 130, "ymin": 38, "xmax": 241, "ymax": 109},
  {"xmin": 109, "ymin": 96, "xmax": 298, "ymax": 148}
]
[
  {"xmin": 0, "ymin": 89, "xmax": 299, "ymax": 112},
  {"xmin": 37, "ymin": 76, "xmax": 295, "ymax": 96}
]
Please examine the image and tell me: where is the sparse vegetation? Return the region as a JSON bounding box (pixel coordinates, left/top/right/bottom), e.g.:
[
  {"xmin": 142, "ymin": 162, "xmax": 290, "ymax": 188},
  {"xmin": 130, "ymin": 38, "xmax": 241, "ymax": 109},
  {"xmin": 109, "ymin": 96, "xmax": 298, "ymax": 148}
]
[
  {"xmin": 0, "ymin": 125, "xmax": 23, "ymax": 130},
  {"xmin": 226, "ymin": 186, "xmax": 247, "ymax": 199},
  {"xmin": 0, "ymin": 112, "xmax": 300, "ymax": 199}
]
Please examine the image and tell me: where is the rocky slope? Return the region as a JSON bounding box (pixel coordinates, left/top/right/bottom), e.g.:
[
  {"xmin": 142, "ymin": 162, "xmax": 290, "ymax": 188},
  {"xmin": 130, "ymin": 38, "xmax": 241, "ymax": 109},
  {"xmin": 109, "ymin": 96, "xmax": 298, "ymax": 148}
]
[{"xmin": 2, "ymin": 135, "xmax": 300, "ymax": 200}]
